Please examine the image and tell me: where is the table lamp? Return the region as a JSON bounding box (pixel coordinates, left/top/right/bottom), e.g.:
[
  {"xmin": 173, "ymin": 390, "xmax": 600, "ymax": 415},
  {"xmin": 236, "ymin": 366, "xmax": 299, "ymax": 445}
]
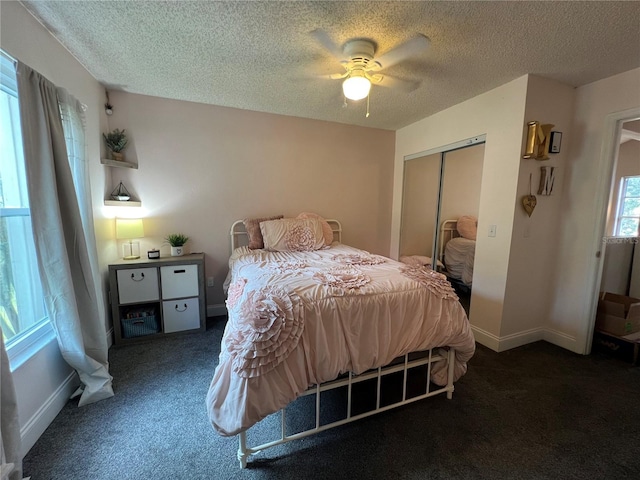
[{"xmin": 115, "ymin": 218, "xmax": 144, "ymax": 260}]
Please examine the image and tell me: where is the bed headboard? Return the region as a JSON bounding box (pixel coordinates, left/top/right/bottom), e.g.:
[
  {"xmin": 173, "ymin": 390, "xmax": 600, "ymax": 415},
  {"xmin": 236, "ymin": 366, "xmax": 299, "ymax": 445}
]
[
  {"xmin": 439, "ymin": 219, "xmax": 460, "ymax": 263},
  {"xmin": 229, "ymin": 219, "xmax": 342, "ymax": 251}
]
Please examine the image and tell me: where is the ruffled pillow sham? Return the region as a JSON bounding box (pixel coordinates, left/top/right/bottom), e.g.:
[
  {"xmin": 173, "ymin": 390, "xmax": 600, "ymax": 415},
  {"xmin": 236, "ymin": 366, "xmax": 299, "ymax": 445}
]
[
  {"xmin": 260, "ymin": 218, "xmax": 326, "ymax": 252},
  {"xmin": 296, "ymin": 212, "xmax": 334, "ymax": 246}
]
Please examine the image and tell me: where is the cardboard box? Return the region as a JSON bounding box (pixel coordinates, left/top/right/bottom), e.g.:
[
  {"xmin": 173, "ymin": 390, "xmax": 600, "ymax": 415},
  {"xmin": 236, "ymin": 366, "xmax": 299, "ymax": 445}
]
[
  {"xmin": 592, "ymin": 330, "xmax": 640, "ymax": 365},
  {"xmin": 595, "ymin": 292, "xmax": 640, "ymax": 336}
]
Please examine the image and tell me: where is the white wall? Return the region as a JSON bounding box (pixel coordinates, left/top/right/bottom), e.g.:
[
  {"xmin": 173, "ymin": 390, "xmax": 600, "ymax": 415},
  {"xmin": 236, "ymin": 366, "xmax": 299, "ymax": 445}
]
[
  {"xmin": 549, "ymin": 67, "xmax": 640, "ymax": 352},
  {"xmin": 502, "ymin": 75, "xmax": 575, "ymax": 342},
  {"xmin": 393, "ymin": 76, "xmax": 528, "ymax": 345},
  {"xmin": 103, "ymin": 91, "xmax": 396, "ymax": 307},
  {"xmin": 395, "ymin": 71, "xmax": 640, "ymax": 354},
  {"xmin": 0, "ymin": 0, "xmax": 109, "ymax": 454}
]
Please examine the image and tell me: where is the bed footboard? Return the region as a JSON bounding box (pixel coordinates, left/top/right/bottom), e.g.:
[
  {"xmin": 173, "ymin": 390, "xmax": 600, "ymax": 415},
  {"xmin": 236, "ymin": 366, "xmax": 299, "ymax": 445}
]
[{"xmin": 237, "ymin": 347, "xmax": 456, "ymax": 468}]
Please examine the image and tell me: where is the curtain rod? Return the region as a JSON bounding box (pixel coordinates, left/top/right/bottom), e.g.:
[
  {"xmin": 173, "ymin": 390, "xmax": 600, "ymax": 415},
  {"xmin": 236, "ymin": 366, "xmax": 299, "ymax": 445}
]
[{"xmin": 0, "ymin": 49, "xmax": 88, "ymax": 111}]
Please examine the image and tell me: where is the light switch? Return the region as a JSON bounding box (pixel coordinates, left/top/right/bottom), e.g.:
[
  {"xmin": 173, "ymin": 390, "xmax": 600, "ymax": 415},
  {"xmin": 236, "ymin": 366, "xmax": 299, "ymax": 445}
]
[{"xmin": 488, "ymin": 225, "xmax": 497, "ymax": 237}]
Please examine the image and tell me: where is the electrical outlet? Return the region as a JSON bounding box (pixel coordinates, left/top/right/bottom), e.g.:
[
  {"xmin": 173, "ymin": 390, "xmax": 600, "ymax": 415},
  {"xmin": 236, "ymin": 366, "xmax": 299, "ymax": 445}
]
[
  {"xmin": 488, "ymin": 225, "xmax": 497, "ymax": 237},
  {"xmin": 207, "ymin": 277, "xmax": 214, "ymax": 287}
]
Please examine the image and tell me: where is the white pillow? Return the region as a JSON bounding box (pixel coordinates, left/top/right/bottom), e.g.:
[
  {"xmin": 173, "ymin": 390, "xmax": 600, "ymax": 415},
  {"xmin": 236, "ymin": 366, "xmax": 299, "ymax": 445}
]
[{"xmin": 260, "ymin": 218, "xmax": 326, "ymax": 252}]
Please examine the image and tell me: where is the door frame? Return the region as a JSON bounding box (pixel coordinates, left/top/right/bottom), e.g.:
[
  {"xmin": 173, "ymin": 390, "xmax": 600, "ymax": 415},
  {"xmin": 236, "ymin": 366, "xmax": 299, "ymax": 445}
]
[{"xmin": 583, "ymin": 106, "xmax": 640, "ymax": 354}]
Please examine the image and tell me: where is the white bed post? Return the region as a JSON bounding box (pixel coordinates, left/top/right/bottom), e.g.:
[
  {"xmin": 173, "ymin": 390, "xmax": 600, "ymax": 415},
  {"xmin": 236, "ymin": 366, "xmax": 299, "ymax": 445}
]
[
  {"xmin": 446, "ymin": 348, "xmax": 456, "ymax": 400},
  {"xmin": 238, "ymin": 431, "xmax": 248, "ymax": 469}
]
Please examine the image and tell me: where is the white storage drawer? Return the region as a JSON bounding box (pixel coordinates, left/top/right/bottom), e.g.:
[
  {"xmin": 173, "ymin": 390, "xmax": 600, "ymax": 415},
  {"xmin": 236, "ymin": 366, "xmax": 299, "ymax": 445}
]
[
  {"xmin": 161, "ymin": 264, "xmax": 199, "ymax": 299},
  {"xmin": 117, "ymin": 268, "xmax": 159, "ymax": 304},
  {"xmin": 162, "ymin": 297, "xmax": 200, "ymax": 333}
]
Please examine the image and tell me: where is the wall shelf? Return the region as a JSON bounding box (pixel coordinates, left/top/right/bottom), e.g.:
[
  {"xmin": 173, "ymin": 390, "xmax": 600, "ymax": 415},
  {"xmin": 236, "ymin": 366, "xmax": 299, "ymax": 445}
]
[
  {"xmin": 104, "ymin": 199, "xmax": 142, "ymax": 207},
  {"xmin": 101, "ymin": 158, "xmax": 138, "ymax": 169}
]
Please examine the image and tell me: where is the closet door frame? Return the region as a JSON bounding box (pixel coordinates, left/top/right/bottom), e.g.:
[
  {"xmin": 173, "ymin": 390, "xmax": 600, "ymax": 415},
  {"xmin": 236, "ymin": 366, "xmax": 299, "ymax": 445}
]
[{"xmin": 402, "ymin": 134, "xmax": 486, "ymax": 270}]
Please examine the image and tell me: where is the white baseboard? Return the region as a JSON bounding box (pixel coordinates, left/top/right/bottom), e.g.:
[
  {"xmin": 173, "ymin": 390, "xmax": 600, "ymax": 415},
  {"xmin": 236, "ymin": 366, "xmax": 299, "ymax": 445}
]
[
  {"xmin": 471, "ymin": 325, "xmax": 578, "ymax": 353},
  {"xmin": 542, "ymin": 328, "xmax": 579, "ymax": 353},
  {"xmin": 207, "ymin": 304, "xmax": 227, "ymax": 317},
  {"xmin": 496, "ymin": 327, "xmax": 546, "ymax": 352},
  {"xmin": 470, "ymin": 325, "xmax": 501, "ymax": 351},
  {"xmin": 20, "ymin": 370, "xmax": 79, "ymax": 456}
]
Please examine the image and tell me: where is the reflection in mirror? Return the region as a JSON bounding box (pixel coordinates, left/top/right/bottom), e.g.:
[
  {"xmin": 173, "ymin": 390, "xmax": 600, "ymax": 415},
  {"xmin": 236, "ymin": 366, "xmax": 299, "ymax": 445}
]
[
  {"xmin": 438, "ymin": 144, "xmax": 485, "ymax": 314},
  {"xmin": 399, "ymin": 153, "xmax": 441, "ymax": 267}
]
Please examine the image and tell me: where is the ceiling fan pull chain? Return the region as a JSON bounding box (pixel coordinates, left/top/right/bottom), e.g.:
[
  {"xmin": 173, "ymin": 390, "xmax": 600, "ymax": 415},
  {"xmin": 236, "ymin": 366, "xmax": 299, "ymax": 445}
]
[{"xmin": 366, "ymin": 94, "xmax": 370, "ymax": 118}]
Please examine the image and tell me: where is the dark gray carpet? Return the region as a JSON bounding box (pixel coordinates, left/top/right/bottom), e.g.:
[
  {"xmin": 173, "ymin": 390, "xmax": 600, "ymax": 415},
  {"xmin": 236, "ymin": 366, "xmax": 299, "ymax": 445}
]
[{"xmin": 23, "ymin": 317, "xmax": 640, "ymax": 479}]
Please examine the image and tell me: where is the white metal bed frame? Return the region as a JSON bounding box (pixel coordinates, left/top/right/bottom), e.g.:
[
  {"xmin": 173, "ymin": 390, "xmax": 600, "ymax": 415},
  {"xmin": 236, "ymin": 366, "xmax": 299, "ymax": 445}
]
[
  {"xmin": 228, "ymin": 218, "xmax": 457, "ymax": 468},
  {"xmin": 439, "ymin": 219, "xmax": 460, "ymax": 266}
]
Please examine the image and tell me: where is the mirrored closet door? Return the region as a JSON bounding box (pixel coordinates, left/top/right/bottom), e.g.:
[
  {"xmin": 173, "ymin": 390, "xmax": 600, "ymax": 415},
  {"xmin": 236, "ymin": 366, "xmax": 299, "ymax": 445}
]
[
  {"xmin": 399, "ymin": 152, "xmax": 441, "ymax": 267},
  {"xmin": 399, "ymin": 138, "xmax": 485, "ymax": 315}
]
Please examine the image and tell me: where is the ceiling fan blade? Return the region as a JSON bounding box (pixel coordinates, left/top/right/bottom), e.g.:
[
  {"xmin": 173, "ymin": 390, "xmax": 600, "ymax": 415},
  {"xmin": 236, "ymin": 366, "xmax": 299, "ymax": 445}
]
[
  {"xmin": 310, "ymin": 29, "xmax": 344, "ymax": 61},
  {"xmin": 371, "ymin": 74, "xmax": 420, "ymax": 92},
  {"xmin": 370, "ymin": 35, "xmax": 430, "ymax": 71},
  {"xmin": 316, "ymin": 72, "xmax": 349, "ymax": 80}
]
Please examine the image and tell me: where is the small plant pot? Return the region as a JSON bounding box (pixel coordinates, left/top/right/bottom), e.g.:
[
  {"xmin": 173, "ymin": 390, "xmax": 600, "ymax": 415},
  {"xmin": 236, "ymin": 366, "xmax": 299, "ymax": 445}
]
[
  {"xmin": 171, "ymin": 246, "xmax": 184, "ymax": 257},
  {"xmin": 111, "ymin": 151, "xmax": 124, "ymax": 161}
]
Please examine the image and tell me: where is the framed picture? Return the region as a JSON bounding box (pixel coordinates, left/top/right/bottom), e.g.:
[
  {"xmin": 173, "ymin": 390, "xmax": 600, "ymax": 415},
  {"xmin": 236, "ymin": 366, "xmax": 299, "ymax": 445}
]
[{"xmin": 550, "ymin": 131, "xmax": 562, "ymax": 154}]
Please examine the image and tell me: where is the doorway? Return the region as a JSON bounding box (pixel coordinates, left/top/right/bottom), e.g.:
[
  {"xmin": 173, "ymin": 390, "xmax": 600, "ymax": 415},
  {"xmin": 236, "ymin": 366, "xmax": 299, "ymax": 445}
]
[{"xmin": 587, "ymin": 109, "xmax": 640, "ymax": 353}]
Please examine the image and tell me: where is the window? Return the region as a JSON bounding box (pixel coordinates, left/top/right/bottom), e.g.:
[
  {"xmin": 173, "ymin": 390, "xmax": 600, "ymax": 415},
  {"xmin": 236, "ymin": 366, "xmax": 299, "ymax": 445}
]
[
  {"xmin": 615, "ymin": 176, "xmax": 640, "ymax": 237},
  {"xmin": 0, "ymin": 52, "xmax": 48, "ymax": 348}
]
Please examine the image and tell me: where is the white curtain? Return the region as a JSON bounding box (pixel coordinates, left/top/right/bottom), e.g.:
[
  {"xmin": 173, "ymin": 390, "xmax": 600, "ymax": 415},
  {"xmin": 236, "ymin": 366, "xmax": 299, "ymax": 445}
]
[
  {"xmin": 16, "ymin": 62, "xmax": 113, "ymax": 406},
  {"xmin": 56, "ymin": 87, "xmax": 105, "ymax": 337},
  {"xmin": 1, "ymin": 330, "xmax": 22, "ymax": 480}
]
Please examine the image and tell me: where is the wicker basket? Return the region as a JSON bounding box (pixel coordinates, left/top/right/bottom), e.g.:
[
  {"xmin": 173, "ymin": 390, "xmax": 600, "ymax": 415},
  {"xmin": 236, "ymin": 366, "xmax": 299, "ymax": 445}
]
[{"xmin": 121, "ymin": 315, "xmax": 159, "ymax": 338}]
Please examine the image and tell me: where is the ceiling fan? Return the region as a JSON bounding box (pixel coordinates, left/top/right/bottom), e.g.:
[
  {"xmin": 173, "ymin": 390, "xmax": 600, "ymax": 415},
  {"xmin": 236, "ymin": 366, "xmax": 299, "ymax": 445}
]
[{"xmin": 310, "ymin": 29, "xmax": 431, "ymax": 103}]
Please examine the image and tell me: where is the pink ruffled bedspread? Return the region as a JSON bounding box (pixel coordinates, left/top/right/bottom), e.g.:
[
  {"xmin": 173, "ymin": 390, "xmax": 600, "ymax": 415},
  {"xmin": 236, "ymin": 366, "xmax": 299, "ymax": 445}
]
[{"xmin": 206, "ymin": 243, "xmax": 475, "ymax": 436}]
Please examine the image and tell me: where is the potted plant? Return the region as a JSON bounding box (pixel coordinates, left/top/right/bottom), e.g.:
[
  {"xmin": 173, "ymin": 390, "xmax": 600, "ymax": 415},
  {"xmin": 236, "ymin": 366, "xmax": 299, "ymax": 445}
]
[
  {"xmin": 165, "ymin": 233, "xmax": 189, "ymax": 257},
  {"xmin": 103, "ymin": 128, "xmax": 128, "ymax": 161}
]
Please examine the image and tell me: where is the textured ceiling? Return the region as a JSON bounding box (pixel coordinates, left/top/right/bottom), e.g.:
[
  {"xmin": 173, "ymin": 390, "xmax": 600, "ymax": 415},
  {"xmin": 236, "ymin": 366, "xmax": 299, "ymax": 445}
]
[{"xmin": 20, "ymin": 1, "xmax": 640, "ymax": 131}]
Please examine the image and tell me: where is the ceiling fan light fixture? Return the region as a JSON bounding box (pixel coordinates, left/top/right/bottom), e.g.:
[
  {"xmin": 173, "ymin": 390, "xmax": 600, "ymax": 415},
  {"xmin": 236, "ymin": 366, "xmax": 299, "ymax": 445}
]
[{"xmin": 342, "ymin": 72, "xmax": 371, "ymax": 101}]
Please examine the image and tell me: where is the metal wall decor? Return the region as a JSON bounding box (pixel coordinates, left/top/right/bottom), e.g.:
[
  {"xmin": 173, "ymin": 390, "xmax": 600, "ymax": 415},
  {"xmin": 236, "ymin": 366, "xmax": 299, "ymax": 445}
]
[
  {"xmin": 538, "ymin": 166, "xmax": 555, "ymax": 196},
  {"xmin": 110, "ymin": 181, "xmax": 131, "ymax": 201},
  {"xmin": 522, "ymin": 173, "xmax": 537, "ymax": 217},
  {"xmin": 523, "ymin": 121, "xmax": 555, "ymax": 160}
]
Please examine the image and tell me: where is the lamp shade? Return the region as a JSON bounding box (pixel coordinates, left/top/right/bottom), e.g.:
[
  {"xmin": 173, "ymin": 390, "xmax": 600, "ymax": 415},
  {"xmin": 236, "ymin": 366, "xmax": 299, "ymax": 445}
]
[
  {"xmin": 342, "ymin": 71, "xmax": 371, "ymax": 101},
  {"xmin": 115, "ymin": 218, "xmax": 144, "ymax": 239}
]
